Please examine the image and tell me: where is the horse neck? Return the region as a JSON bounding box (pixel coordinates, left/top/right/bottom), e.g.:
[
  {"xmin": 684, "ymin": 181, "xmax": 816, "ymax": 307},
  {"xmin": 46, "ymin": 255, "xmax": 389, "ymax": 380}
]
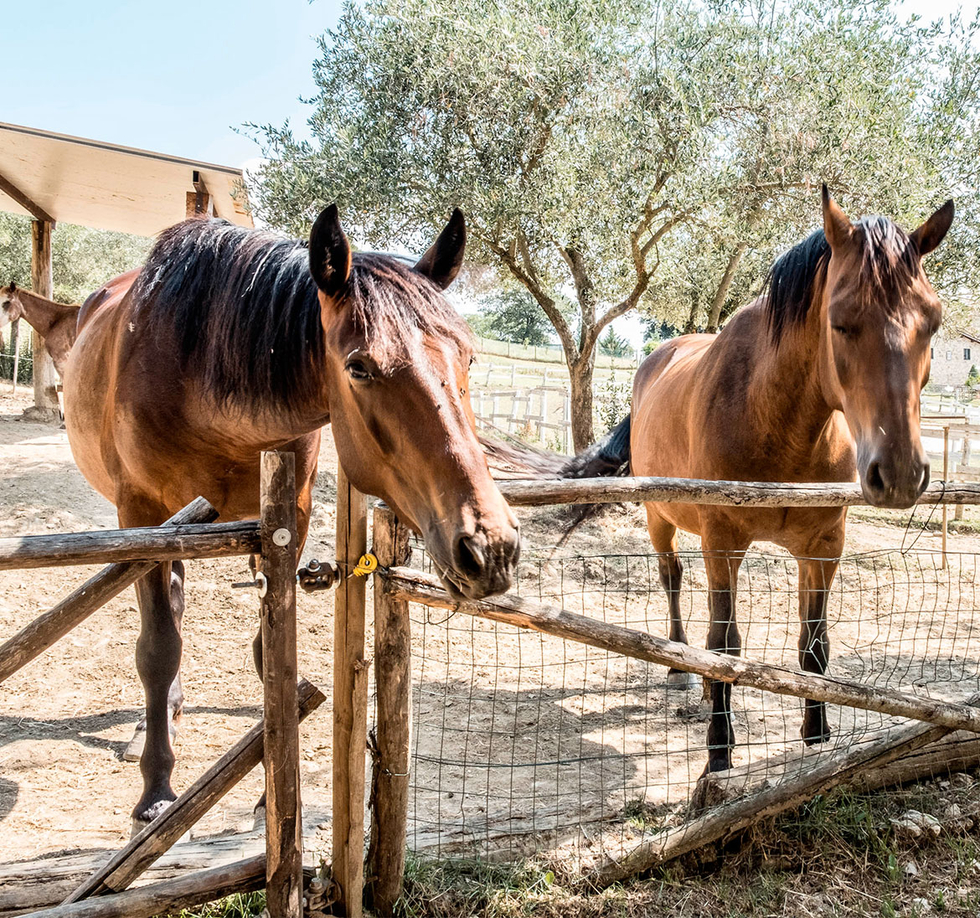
[
  {"xmin": 746, "ymin": 290, "xmax": 838, "ymax": 448},
  {"xmin": 14, "ymin": 290, "xmax": 74, "ymax": 338}
]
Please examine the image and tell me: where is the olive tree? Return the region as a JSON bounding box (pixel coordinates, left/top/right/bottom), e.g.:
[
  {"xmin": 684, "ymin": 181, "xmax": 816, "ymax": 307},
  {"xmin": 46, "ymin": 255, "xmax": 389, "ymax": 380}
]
[
  {"xmin": 251, "ymin": 0, "xmax": 747, "ymax": 449},
  {"xmin": 251, "ymin": 0, "xmax": 980, "ymax": 447}
]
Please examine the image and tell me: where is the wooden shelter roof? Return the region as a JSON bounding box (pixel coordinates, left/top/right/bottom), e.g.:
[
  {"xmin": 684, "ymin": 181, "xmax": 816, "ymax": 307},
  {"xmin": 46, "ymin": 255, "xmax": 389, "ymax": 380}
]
[{"xmin": 0, "ymin": 121, "xmax": 252, "ymax": 236}]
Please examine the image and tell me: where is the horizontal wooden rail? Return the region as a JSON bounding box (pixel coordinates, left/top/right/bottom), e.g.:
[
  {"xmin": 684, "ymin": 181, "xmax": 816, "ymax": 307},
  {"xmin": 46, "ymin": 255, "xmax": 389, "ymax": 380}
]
[
  {"xmin": 26, "ymin": 856, "xmax": 267, "ymax": 918},
  {"xmin": 0, "ymin": 498, "xmax": 218, "ymax": 685},
  {"xmin": 0, "ymin": 521, "xmax": 261, "ymax": 571},
  {"xmin": 496, "ymin": 476, "xmax": 980, "ymax": 508},
  {"xmin": 384, "ymin": 567, "xmax": 980, "ymax": 735}
]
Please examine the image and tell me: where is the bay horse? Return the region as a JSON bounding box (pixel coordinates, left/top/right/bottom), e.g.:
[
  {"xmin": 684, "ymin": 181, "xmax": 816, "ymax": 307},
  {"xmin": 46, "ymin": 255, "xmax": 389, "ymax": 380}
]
[
  {"xmin": 63, "ymin": 206, "xmax": 520, "ymax": 829},
  {"xmin": 0, "ymin": 283, "xmax": 80, "ymax": 377},
  {"xmin": 570, "ymin": 188, "xmax": 953, "ymax": 774}
]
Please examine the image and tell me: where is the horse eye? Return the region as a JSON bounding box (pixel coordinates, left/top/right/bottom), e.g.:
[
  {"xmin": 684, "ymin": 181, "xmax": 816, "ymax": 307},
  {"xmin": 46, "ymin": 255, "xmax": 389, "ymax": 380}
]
[
  {"xmin": 346, "ymin": 360, "xmax": 373, "ymax": 381},
  {"xmin": 832, "ymin": 325, "xmax": 854, "ymax": 338}
]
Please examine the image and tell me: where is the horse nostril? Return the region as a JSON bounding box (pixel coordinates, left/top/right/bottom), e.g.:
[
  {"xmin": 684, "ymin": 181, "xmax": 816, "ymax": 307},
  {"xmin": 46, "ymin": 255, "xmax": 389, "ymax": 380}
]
[
  {"xmin": 455, "ymin": 534, "xmax": 487, "ymax": 579},
  {"xmin": 866, "ymin": 460, "xmax": 885, "ymax": 494}
]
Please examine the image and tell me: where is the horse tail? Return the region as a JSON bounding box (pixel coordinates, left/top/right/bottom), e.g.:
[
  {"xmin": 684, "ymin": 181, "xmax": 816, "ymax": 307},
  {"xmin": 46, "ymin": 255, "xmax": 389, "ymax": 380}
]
[
  {"xmin": 559, "ymin": 414, "xmax": 632, "ymax": 479},
  {"xmin": 557, "ymin": 414, "xmax": 633, "ymax": 544}
]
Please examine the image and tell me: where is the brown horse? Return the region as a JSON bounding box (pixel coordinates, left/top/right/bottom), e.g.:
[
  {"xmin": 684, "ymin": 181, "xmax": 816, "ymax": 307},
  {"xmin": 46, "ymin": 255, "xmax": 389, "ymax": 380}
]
[
  {"xmin": 0, "ymin": 283, "xmax": 80, "ymax": 377},
  {"xmin": 63, "ymin": 206, "xmax": 520, "ymax": 828},
  {"xmin": 570, "ymin": 188, "xmax": 953, "ymax": 774}
]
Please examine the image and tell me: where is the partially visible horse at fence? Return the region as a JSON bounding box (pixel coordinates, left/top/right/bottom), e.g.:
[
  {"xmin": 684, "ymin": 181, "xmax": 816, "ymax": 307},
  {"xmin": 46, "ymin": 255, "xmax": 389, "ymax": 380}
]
[
  {"xmin": 568, "ymin": 187, "xmax": 954, "ymax": 774},
  {"xmin": 0, "ymin": 283, "xmax": 80, "ymax": 377},
  {"xmin": 63, "ymin": 206, "xmax": 520, "ymax": 829}
]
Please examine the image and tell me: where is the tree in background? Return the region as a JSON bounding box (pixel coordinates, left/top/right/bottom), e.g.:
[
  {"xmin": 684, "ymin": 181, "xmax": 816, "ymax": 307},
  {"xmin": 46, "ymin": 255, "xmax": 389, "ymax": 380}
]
[
  {"xmin": 468, "ymin": 288, "xmax": 554, "ymax": 346},
  {"xmin": 251, "ymin": 0, "xmax": 980, "ymax": 448},
  {"xmin": 252, "ymin": 0, "xmax": 746, "ymax": 450},
  {"xmin": 660, "ymin": 2, "xmax": 980, "ymax": 333},
  {"xmin": 598, "ymin": 327, "xmax": 631, "ymax": 359},
  {"xmin": 0, "ymin": 213, "xmax": 150, "ymax": 304}
]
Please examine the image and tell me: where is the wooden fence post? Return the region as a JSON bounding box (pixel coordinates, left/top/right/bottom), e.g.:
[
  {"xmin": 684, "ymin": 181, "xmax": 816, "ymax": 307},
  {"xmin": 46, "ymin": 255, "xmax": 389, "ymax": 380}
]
[
  {"xmin": 260, "ymin": 451, "xmax": 303, "ymax": 918},
  {"xmin": 367, "ymin": 506, "xmax": 413, "ymax": 914},
  {"xmin": 334, "ymin": 468, "xmax": 369, "ymax": 917}
]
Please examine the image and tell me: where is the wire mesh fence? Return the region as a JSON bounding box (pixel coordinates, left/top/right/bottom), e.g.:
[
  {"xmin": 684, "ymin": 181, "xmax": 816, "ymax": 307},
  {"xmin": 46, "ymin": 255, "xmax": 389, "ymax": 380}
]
[{"xmin": 384, "ymin": 545, "xmax": 980, "ymax": 873}]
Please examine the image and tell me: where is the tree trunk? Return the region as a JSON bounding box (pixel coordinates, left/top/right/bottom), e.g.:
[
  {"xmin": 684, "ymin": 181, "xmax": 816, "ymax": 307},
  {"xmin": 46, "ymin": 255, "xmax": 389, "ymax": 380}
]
[
  {"xmin": 568, "ymin": 355, "xmax": 596, "ymax": 452},
  {"xmin": 683, "ymin": 292, "xmax": 700, "ymax": 335},
  {"xmin": 706, "ymin": 242, "xmax": 748, "ymax": 333}
]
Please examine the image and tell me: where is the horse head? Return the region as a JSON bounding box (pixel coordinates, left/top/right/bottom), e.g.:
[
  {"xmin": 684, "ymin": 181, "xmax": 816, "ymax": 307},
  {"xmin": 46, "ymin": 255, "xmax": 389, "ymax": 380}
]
[
  {"xmin": 818, "ymin": 187, "xmax": 954, "ymax": 508},
  {"xmin": 308, "ymin": 205, "xmax": 520, "ymax": 599},
  {"xmin": 0, "ymin": 283, "xmax": 23, "ymax": 331}
]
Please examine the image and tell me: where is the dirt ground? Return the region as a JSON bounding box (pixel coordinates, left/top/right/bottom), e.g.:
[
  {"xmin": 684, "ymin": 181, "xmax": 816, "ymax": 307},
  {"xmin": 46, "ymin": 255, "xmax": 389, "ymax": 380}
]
[{"xmin": 0, "ymin": 386, "xmax": 978, "ymax": 884}]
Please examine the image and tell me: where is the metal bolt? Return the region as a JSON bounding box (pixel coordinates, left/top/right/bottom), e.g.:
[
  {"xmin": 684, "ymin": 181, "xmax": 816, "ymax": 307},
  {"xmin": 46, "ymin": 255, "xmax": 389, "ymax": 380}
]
[{"xmin": 273, "ymin": 527, "xmax": 292, "ymax": 547}]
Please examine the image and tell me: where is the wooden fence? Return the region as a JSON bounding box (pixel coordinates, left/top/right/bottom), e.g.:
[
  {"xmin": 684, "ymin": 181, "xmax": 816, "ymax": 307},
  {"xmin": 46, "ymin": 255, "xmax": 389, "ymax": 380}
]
[
  {"xmin": 0, "ymin": 452, "xmax": 325, "ymax": 918},
  {"xmin": 9, "ymin": 471, "xmax": 980, "ymax": 915},
  {"xmin": 323, "ymin": 475, "xmax": 980, "ymax": 910}
]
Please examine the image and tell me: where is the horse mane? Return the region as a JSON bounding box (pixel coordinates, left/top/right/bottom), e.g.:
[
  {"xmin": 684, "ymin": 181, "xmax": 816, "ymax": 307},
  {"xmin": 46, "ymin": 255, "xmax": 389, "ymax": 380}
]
[
  {"xmin": 132, "ymin": 219, "xmax": 471, "ymax": 413},
  {"xmin": 763, "ymin": 216, "xmax": 919, "ymax": 343}
]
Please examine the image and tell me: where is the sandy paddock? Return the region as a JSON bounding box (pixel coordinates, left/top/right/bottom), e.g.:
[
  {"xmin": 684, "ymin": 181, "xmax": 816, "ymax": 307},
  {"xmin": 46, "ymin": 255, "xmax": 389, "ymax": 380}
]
[{"xmin": 0, "ymin": 388, "xmax": 978, "ymax": 875}]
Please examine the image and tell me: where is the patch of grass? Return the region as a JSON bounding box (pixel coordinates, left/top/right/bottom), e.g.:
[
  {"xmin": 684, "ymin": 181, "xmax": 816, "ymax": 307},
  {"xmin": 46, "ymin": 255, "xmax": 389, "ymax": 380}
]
[
  {"xmin": 175, "ymin": 891, "xmax": 265, "ymax": 918},
  {"xmin": 399, "ymin": 855, "xmax": 560, "ymax": 918}
]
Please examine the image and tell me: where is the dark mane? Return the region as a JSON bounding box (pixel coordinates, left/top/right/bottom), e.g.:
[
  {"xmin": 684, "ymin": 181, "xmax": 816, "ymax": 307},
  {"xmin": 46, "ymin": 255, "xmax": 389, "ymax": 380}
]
[
  {"xmin": 763, "ymin": 216, "xmax": 919, "ymax": 343},
  {"xmin": 132, "ymin": 219, "xmax": 470, "ymax": 412}
]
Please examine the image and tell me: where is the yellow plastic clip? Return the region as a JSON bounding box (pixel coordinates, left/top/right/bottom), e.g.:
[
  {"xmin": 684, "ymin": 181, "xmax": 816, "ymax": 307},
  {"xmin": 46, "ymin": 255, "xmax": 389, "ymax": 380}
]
[{"xmin": 352, "ymin": 553, "xmax": 379, "ymax": 577}]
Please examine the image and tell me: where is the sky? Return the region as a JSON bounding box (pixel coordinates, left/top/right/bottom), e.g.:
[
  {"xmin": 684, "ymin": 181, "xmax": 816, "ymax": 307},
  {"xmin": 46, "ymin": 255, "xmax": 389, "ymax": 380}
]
[
  {"xmin": 3, "ymin": 0, "xmax": 344, "ymax": 168},
  {"xmin": 2, "ymin": 0, "xmax": 975, "ymax": 346}
]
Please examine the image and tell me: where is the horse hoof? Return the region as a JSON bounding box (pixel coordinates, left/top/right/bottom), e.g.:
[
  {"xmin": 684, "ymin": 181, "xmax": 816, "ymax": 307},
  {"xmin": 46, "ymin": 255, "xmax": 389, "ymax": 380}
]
[
  {"xmin": 130, "ymin": 800, "xmax": 174, "ymax": 838},
  {"xmin": 666, "ymin": 670, "xmax": 699, "ymax": 690}
]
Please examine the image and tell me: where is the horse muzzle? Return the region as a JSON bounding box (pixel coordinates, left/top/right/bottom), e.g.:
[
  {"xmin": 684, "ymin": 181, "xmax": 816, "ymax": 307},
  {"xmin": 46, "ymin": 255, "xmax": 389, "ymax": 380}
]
[
  {"xmin": 427, "ymin": 520, "xmax": 521, "ymax": 601},
  {"xmin": 859, "ymin": 449, "xmax": 930, "ymax": 509}
]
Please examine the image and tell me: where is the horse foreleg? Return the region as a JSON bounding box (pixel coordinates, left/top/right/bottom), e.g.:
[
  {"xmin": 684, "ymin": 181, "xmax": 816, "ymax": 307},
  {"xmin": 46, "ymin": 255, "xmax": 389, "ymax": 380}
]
[
  {"xmin": 648, "ymin": 512, "xmax": 696, "ymax": 689},
  {"xmin": 131, "ymin": 561, "xmax": 183, "ymax": 831},
  {"xmin": 124, "ymin": 560, "xmax": 185, "ymax": 762},
  {"xmin": 797, "ymin": 556, "xmax": 838, "ymax": 746},
  {"xmin": 703, "ymin": 547, "xmax": 746, "ymax": 773}
]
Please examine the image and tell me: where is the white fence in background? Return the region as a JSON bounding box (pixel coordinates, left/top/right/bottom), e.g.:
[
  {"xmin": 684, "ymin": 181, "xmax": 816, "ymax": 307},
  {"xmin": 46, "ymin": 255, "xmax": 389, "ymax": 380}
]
[
  {"xmin": 472, "ymin": 385, "xmax": 573, "ymax": 453},
  {"xmin": 474, "ymin": 335, "xmax": 640, "ymax": 369}
]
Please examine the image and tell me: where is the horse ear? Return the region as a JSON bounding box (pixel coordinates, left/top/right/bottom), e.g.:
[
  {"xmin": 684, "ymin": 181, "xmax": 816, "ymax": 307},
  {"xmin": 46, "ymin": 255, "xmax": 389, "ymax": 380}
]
[
  {"xmin": 822, "ymin": 184, "xmax": 854, "ymax": 250},
  {"xmin": 910, "ymin": 199, "xmax": 955, "ymax": 256},
  {"xmin": 414, "ymin": 209, "xmax": 466, "ymax": 290},
  {"xmin": 309, "ymin": 204, "xmax": 352, "ymax": 296}
]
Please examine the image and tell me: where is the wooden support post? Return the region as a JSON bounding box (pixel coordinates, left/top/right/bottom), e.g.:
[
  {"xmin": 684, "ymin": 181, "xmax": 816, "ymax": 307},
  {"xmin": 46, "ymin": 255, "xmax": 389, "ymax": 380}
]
[
  {"xmin": 186, "ymin": 172, "xmax": 214, "ymax": 218},
  {"xmin": 943, "ymin": 425, "xmax": 949, "ymax": 569},
  {"xmin": 29, "ymin": 219, "xmax": 59, "ymax": 419},
  {"xmin": 333, "ymin": 467, "xmax": 369, "ymax": 918},
  {"xmin": 367, "ymin": 506, "xmax": 413, "ymax": 915},
  {"xmin": 259, "ymin": 451, "xmax": 303, "ymax": 918},
  {"xmin": 64, "ymin": 679, "xmax": 324, "ymax": 903},
  {"xmin": 27, "ymin": 856, "xmax": 267, "ymax": 918},
  {"xmin": 10, "ymin": 317, "xmax": 19, "ymax": 394},
  {"xmin": 0, "ymin": 498, "xmax": 217, "ymax": 685}
]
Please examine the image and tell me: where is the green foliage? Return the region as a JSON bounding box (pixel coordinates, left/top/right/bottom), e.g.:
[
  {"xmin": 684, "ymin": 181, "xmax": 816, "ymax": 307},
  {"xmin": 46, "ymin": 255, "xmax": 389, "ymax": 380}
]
[
  {"xmin": 594, "ymin": 369, "xmax": 631, "ymax": 435},
  {"xmin": 967, "ymin": 364, "xmax": 980, "ymax": 387},
  {"xmin": 0, "ymin": 213, "xmax": 150, "ymax": 304},
  {"xmin": 250, "ymin": 0, "xmax": 980, "ymax": 444},
  {"xmin": 468, "ymin": 288, "xmax": 554, "ymax": 346},
  {"xmin": 598, "ymin": 327, "xmax": 631, "ymax": 358}
]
